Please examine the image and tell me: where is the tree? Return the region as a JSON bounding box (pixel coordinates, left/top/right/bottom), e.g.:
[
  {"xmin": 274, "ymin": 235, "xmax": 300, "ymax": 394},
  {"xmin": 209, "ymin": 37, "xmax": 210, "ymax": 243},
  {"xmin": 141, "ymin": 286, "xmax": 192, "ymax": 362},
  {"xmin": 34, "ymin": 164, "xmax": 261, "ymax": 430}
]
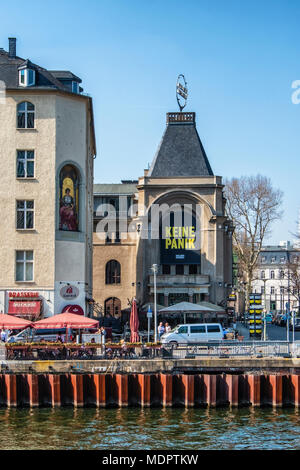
[
  {"xmin": 285, "ymin": 259, "xmax": 300, "ymax": 315},
  {"xmin": 224, "ymin": 175, "xmax": 283, "ymax": 311}
]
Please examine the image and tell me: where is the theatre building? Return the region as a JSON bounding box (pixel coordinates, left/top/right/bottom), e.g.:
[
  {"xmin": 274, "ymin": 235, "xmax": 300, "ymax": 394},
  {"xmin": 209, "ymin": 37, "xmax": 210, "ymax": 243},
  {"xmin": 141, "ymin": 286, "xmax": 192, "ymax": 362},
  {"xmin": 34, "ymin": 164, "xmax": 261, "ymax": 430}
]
[
  {"xmin": 93, "ymin": 111, "xmax": 233, "ymax": 320},
  {"xmin": 0, "ymin": 38, "xmax": 96, "ymax": 319}
]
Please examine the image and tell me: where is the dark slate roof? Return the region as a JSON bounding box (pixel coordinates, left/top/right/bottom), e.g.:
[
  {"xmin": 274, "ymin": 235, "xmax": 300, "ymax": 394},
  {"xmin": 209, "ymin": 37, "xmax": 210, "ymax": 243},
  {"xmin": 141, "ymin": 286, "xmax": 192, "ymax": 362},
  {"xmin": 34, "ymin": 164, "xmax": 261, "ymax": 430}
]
[
  {"xmin": 0, "ymin": 47, "xmax": 81, "ymax": 92},
  {"xmin": 148, "ymin": 112, "xmax": 214, "ymax": 177}
]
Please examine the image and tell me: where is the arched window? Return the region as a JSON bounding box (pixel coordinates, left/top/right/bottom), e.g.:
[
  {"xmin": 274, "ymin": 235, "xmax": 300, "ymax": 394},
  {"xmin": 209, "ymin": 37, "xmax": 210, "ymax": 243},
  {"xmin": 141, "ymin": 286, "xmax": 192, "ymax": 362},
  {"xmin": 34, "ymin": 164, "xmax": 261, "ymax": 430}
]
[
  {"xmin": 261, "ymin": 270, "xmax": 265, "ymax": 279},
  {"xmin": 17, "ymin": 101, "xmax": 35, "ymax": 128},
  {"xmin": 59, "ymin": 164, "xmax": 79, "ymax": 231},
  {"xmin": 105, "ymin": 260, "xmax": 121, "ymax": 284},
  {"xmin": 104, "ymin": 297, "xmax": 121, "ymax": 316},
  {"xmin": 270, "ymin": 270, "xmax": 275, "ymax": 279}
]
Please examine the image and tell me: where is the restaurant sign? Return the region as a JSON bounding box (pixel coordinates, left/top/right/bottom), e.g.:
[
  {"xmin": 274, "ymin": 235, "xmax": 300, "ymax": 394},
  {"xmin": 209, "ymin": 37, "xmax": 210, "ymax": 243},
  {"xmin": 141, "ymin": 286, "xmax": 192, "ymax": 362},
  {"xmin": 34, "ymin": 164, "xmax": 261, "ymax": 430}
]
[{"xmin": 60, "ymin": 285, "xmax": 79, "ymax": 300}]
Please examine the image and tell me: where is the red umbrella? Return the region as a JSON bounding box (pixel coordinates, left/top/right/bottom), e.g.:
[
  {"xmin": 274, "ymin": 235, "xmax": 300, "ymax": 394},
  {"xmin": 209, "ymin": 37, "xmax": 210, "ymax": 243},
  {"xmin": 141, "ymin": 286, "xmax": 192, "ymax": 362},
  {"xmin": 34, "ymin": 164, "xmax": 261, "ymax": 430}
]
[
  {"xmin": 0, "ymin": 314, "xmax": 32, "ymax": 330},
  {"xmin": 32, "ymin": 312, "xmax": 99, "ymax": 329},
  {"xmin": 130, "ymin": 298, "xmax": 139, "ymax": 343}
]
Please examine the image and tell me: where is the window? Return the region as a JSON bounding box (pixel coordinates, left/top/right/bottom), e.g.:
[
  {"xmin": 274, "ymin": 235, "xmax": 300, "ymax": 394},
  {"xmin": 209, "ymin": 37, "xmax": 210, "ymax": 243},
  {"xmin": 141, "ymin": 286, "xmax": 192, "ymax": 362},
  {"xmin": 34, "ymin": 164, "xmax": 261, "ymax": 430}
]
[
  {"xmin": 270, "ymin": 270, "xmax": 275, "ymax": 279},
  {"xmin": 19, "ymin": 68, "xmax": 35, "ymax": 87},
  {"xmin": 176, "ymin": 264, "xmax": 184, "ymax": 275},
  {"xmin": 261, "ymin": 256, "xmax": 267, "ymax": 263},
  {"xmin": 207, "ymin": 325, "xmax": 221, "ymax": 333},
  {"xmin": 105, "ymin": 260, "xmax": 121, "ymax": 284},
  {"xmin": 280, "ymin": 257, "xmax": 286, "ymax": 263},
  {"xmin": 270, "ymin": 286, "xmax": 275, "ymax": 295},
  {"xmin": 16, "ymin": 200, "xmax": 34, "ymax": 229},
  {"xmin": 16, "ymin": 250, "xmax": 33, "ymax": 281},
  {"xmin": 162, "ymin": 264, "xmax": 171, "ymax": 275},
  {"xmin": 261, "ymin": 270, "xmax": 265, "ymax": 279},
  {"xmin": 17, "ymin": 150, "xmax": 34, "ymax": 178},
  {"xmin": 271, "ymin": 256, "xmax": 276, "ymax": 263},
  {"xmin": 189, "ymin": 264, "xmax": 198, "ymax": 275},
  {"xmin": 72, "ymin": 81, "xmax": 79, "ymax": 94},
  {"xmin": 280, "ymin": 286, "xmax": 285, "ymax": 294},
  {"xmin": 177, "ymin": 326, "xmax": 188, "ymax": 334},
  {"xmin": 190, "ymin": 325, "xmax": 205, "ymax": 334},
  {"xmin": 280, "ymin": 270, "xmax": 285, "ymax": 279},
  {"xmin": 17, "ymin": 102, "xmax": 35, "ymax": 128},
  {"xmin": 261, "ymin": 286, "xmax": 265, "ymax": 294}
]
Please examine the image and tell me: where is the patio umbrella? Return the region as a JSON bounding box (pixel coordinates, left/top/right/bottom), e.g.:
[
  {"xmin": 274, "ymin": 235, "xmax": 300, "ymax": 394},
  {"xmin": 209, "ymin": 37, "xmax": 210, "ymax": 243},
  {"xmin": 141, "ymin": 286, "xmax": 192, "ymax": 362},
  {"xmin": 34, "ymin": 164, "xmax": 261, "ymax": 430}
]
[
  {"xmin": 130, "ymin": 298, "xmax": 139, "ymax": 343},
  {"xmin": 0, "ymin": 314, "xmax": 33, "ymax": 330},
  {"xmin": 32, "ymin": 313, "xmax": 99, "ymax": 340}
]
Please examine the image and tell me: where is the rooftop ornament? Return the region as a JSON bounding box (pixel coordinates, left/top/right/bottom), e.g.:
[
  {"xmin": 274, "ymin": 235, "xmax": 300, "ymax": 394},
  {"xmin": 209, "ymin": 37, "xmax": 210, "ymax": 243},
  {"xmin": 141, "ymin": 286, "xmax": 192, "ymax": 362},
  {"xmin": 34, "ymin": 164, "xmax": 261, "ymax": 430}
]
[{"xmin": 176, "ymin": 74, "xmax": 188, "ymax": 112}]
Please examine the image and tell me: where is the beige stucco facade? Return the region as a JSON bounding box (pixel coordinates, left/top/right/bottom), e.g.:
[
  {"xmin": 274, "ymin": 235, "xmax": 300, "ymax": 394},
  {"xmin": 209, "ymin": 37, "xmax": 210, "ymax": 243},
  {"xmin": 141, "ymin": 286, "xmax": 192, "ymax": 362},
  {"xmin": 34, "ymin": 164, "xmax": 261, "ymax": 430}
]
[{"xmin": 0, "ymin": 89, "xmax": 95, "ymax": 317}]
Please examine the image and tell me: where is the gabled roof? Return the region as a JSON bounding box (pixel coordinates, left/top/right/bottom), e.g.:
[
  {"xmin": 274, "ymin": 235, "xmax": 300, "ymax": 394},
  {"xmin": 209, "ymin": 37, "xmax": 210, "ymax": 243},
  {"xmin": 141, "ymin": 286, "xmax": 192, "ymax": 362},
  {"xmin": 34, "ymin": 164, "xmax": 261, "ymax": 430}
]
[
  {"xmin": 0, "ymin": 46, "xmax": 81, "ymax": 92},
  {"xmin": 148, "ymin": 112, "xmax": 213, "ymax": 178}
]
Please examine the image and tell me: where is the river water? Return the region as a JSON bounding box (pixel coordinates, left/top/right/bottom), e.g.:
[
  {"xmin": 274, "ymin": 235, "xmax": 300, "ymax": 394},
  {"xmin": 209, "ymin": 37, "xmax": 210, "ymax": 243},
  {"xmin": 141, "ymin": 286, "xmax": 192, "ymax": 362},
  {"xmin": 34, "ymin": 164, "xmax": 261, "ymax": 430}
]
[{"xmin": 0, "ymin": 407, "xmax": 299, "ymax": 450}]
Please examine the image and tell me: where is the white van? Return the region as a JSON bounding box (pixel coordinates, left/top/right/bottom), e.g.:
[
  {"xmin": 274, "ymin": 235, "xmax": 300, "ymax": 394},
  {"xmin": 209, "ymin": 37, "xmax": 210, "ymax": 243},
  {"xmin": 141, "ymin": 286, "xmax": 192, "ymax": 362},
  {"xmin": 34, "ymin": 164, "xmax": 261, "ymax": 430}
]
[{"xmin": 161, "ymin": 323, "xmax": 224, "ymax": 345}]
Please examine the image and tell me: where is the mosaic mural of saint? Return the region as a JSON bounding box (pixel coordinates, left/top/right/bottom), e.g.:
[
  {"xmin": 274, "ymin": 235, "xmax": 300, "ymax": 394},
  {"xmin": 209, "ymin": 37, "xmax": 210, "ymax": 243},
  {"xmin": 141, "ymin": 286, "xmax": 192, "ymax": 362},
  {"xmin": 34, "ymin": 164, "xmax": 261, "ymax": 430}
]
[{"xmin": 59, "ymin": 165, "xmax": 79, "ymax": 231}]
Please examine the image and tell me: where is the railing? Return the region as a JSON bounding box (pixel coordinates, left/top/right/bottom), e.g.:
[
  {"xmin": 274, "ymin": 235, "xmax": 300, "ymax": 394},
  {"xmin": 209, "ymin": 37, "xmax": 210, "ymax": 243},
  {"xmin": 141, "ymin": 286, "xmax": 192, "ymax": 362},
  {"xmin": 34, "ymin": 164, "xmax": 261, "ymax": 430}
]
[
  {"xmin": 162, "ymin": 341, "xmax": 300, "ymax": 359},
  {"xmin": 166, "ymin": 112, "xmax": 195, "ymax": 124}
]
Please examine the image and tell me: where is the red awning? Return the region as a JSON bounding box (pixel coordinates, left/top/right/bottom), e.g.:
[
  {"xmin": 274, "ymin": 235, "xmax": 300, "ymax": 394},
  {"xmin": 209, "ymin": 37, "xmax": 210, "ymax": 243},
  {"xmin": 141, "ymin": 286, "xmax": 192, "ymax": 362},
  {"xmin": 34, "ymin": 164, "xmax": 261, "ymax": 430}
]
[
  {"xmin": 8, "ymin": 299, "xmax": 41, "ymax": 317},
  {"xmin": 62, "ymin": 304, "xmax": 84, "ymax": 315},
  {"xmin": 32, "ymin": 312, "xmax": 99, "ymax": 329},
  {"xmin": 0, "ymin": 314, "xmax": 33, "ymax": 329}
]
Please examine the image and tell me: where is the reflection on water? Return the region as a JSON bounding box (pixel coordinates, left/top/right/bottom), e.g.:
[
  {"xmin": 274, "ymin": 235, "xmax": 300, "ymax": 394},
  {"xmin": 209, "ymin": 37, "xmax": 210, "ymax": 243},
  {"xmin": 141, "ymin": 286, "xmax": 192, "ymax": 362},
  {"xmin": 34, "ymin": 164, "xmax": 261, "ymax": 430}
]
[{"xmin": 0, "ymin": 407, "xmax": 299, "ymax": 450}]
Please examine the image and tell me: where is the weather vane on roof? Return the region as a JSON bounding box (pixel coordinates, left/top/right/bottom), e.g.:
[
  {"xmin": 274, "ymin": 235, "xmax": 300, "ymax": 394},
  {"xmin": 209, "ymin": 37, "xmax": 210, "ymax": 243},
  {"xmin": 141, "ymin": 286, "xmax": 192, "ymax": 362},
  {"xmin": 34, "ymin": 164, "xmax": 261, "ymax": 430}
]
[{"xmin": 176, "ymin": 74, "xmax": 188, "ymax": 112}]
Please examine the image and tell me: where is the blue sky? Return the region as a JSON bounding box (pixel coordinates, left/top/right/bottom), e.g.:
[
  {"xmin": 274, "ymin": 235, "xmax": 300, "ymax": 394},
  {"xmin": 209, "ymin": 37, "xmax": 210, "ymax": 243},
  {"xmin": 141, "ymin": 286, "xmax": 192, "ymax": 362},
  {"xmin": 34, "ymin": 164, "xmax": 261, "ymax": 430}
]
[{"xmin": 2, "ymin": 0, "xmax": 300, "ymax": 244}]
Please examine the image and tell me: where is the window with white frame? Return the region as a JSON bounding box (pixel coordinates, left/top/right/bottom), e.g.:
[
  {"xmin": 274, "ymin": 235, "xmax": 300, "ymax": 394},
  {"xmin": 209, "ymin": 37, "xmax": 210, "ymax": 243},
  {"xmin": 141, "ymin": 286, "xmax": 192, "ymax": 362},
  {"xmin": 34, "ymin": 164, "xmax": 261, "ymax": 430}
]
[
  {"xmin": 271, "ymin": 256, "xmax": 276, "ymax": 263},
  {"xmin": 270, "ymin": 286, "xmax": 275, "ymax": 295},
  {"xmin": 270, "ymin": 270, "xmax": 275, "ymax": 279},
  {"xmin": 280, "ymin": 270, "xmax": 285, "ymax": 279},
  {"xmin": 16, "ymin": 200, "xmax": 34, "ymax": 229},
  {"xmin": 17, "ymin": 101, "xmax": 35, "ymax": 128},
  {"xmin": 261, "ymin": 256, "xmax": 267, "ymax": 263},
  {"xmin": 16, "ymin": 150, "xmax": 34, "ymax": 178},
  {"xmin": 19, "ymin": 68, "xmax": 35, "ymax": 87},
  {"xmin": 280, "ymin": 256, "xmax": 286, "ymax": 263},
  {"xmin": 261, "ymin": 286, "xmax": 265, "ymax": 294},
  {"xmin": 261, "ymin": 270, "xmax": 265, "ymax": 279},
  {"xmin": 280, "ymin": 286, "xmax": 285, "ymax": 294},
  {"xmin": 16, "ymin": 250, "xmax": 33, "ymax": 281}
]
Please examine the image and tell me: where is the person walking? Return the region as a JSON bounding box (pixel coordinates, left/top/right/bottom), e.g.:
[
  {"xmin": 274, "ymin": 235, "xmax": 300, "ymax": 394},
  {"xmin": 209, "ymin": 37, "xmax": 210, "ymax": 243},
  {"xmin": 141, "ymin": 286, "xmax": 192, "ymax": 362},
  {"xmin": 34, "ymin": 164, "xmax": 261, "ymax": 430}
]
[
  {"xmin": 0, "ymin": 329, "xmax": 6, "ymax": 342},
  {"xmin": 158, "ymin": 322, "xmax": 165, "ymax": 339},
  {"xmin": 100, "ymin": 326, "xmax": 106, "ymax": 357}
]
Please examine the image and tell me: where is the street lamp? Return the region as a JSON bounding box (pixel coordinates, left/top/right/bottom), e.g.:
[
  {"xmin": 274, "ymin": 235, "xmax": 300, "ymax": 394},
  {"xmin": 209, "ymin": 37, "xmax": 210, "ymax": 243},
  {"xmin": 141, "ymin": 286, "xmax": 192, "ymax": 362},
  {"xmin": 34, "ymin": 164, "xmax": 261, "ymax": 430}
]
[{"xmin": 151, "ymin": 264, "xmax": 158, "ymax": 343}]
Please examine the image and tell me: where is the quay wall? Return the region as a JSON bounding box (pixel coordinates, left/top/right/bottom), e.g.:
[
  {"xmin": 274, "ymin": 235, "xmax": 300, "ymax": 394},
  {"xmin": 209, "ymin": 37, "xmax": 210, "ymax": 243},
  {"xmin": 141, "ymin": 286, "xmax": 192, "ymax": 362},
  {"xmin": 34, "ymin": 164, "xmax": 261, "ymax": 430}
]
[{"xmin": 0, "ymin": 358, "xmax": 299, "ymax": 408}]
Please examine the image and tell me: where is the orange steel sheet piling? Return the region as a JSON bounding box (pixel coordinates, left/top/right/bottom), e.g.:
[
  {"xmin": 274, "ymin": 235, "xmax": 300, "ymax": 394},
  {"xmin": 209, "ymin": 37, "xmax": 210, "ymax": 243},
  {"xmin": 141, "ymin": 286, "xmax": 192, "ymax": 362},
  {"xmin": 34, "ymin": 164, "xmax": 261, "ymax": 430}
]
[
  {"xmin": 93, "ymin": 374, "xmax": 106, "ymax": 407},
  {"xmin": 226, "ymin": 375, "xmax": 239, "ymax": 407},
  {"xmin": 161, "ymin": 374, "xmax": 173, "ymax": 406},
  {"xmin": 137, "ymin": 374, "xmax": 151, "ymax": 407},
  {"xmin": 71, "ymin": 374, "xmax": 84, "ymax": 407},
  {"xmin": 28, "ymin": 374, "xmax": 39, "ymax": 407},
  {"xmin": 182, "ymin": 375, "xmax": 194, "ymax": 407},
  {"xmin": 270, "ymin": 375, "xmax": 283, "ymax": 407},
  {"xmin": 204, "ymin": 374, "xmax": 217, "ymax": 407},
  {"xmin": 248, "ymin": 375, "xmax": 261, "ymax": 407},
  {"xmin": 5, "ymin": 374, "xmax": 17, "ymax": 407},
  {"xmin": 116, "ymin": 374, "xmax": 128, "ymax": 406},
  {"xmin": 291, "ymin": 375, "xmax": 300, "ymax": 406},
  {"xmin": 49, "ymin": 375, "xmax": 61, "ymax": 407}
]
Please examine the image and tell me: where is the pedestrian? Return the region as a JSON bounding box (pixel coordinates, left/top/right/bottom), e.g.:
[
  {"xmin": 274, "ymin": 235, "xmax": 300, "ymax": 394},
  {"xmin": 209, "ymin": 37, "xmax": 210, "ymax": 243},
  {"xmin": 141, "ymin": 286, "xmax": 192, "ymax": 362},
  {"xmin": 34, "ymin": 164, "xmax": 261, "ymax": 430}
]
[
  {"xmin": 100, "ymin": 326, "xmax": 106, "ymax": 345},
  {"xmin": 158, "ymin": 322, "xmax": 165, "ymax": 339},
  {"xmin": 0, "ymin": 329, "xmax": 6, "ymax": 342},
  {"xmin": 165, "ymin": 322, "xmax": 171, "ymax": 333}
]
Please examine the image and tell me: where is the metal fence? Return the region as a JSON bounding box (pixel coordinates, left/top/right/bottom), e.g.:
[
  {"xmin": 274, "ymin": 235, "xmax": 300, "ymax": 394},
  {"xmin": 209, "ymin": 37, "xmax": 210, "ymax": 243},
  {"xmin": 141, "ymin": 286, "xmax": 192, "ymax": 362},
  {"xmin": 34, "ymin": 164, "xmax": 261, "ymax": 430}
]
[{"xmin": 161, "ymin": 341, "xmax": 300, "ymax": 359}]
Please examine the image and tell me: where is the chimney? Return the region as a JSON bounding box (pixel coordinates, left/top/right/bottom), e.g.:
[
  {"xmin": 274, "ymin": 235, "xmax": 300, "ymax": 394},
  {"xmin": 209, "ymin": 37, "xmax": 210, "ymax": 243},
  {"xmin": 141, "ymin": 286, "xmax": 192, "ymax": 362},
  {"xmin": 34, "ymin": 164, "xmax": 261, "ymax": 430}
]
[{"xmin": 8, "ymin": 38, "xmax": 16, "ymax": 58}]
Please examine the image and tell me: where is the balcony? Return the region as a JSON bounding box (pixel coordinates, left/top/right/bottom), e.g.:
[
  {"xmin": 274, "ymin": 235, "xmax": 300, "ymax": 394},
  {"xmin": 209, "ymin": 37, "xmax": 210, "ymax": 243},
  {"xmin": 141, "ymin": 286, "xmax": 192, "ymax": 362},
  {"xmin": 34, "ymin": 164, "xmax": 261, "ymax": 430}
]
[{"xmin": 149, "ymin": 273, "xmax": 209, "ymax": 288}]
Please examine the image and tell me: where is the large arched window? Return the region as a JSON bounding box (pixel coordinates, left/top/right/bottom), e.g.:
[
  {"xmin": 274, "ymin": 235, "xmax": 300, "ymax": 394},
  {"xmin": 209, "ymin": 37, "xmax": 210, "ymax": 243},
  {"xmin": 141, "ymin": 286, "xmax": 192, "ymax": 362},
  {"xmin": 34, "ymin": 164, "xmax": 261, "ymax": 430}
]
[
  {"xmin": 105, "ymin": 260, "xmax": 121, "ymax": 284},
  {"xmin": 17, "ymin": 101, "xmax": 35, "ymax": 128},
  {"xmin": 59, "ymin": 164, "xmax": 80, "ymax": 231}
]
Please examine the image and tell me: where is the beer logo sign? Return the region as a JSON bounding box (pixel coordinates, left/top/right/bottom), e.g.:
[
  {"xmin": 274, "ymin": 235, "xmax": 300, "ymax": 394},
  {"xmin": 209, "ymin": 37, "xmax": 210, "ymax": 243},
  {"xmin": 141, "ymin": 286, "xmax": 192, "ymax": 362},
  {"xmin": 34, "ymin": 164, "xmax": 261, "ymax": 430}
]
[{"xmin": 60, "ymin": 285, "xmax": 79, "ymax": 299}]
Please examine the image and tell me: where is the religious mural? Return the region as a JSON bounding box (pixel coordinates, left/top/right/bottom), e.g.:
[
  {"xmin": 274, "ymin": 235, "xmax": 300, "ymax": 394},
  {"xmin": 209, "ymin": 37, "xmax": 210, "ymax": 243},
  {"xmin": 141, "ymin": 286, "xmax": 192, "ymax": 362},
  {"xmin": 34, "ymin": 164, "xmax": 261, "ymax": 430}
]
[{"xmin": 59, "ymin": 164, "xmax": 79, "ymax": 231}]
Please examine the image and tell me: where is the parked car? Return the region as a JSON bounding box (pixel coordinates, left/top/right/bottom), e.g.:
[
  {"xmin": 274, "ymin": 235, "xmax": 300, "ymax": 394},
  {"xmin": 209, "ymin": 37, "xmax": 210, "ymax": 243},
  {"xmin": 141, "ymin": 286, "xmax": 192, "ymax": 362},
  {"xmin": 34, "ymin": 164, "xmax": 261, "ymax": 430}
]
[
  {"xmin": 160, "ymin": 323, "xmax": 224, "ymax": 345},
  {"xmin": 7, "ymin": 327, "xmax": 68, "ymax": 343}
]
